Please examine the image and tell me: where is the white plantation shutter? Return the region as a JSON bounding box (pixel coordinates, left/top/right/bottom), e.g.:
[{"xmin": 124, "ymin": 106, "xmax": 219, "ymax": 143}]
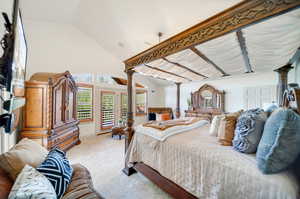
[
  {"xmin": 101, "ymin": 92, "xmax": 115, "ymax": 130},
  {"xmin": 77, "ymin": 85, "xmax": 93, "ymax": 122},
  {"xmin": 120, "ymin": 93, "xmax": 128, "ymax": 123}
]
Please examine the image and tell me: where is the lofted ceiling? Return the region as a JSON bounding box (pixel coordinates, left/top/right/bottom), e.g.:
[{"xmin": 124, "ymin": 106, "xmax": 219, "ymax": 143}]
[{"xmin": 20, "ymin": 0, "xmax": 241, "ymax": 60}]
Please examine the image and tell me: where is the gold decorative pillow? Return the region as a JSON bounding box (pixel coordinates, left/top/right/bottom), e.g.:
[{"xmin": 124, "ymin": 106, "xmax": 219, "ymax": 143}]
[
  {"xmin": 217, "ymin": 111, "xmax": 242, "ymax": 146},
  {"xmin": 0, "ymin": 138, "xmax": 48, "ymax": 180}
]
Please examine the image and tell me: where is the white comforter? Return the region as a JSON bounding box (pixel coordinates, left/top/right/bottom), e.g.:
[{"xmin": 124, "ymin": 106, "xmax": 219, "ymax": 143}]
[
  {"xmin": 135, "ymin": 119, "xmax": 208, "ymax": 141},
  {"xmin": 127, "ymin": 123, "xmax": 299, "ymax": 199}
]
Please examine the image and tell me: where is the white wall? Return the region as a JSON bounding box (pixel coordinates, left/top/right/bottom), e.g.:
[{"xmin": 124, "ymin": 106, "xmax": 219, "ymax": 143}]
[
  {"xmin": 165, "ymin": 71, "xmax": 279, "ymax": 115},
  {"xmin": 23, "ymin": 20, "xmax": 165, "ymax": 139},
  {"xmin": 134, "ymin": 74, "xmax": 165, "ymax": 125},
  {"xmin": 24, "ymin": 21, "xmax": 125, "ymax": 78},
  {"xmin": 296, "ymin": 59, "xmax": 300, "ymax": 84}
]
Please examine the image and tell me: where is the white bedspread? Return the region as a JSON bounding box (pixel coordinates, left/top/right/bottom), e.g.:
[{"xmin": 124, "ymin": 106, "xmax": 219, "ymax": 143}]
[
  {"xmin": 136, "ymin": 119, "xmax": 208, "ymax": 141},
  {"xmin": 127, "ymin": 123, "xmax": 299, "ymax": 199}
]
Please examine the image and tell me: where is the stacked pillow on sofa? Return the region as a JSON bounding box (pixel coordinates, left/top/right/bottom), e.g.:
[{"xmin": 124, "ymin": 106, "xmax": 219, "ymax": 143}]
[
  {"xmin": 210, "ymin": 106, "xmax": 300, "ymax": 175},
  {"xmin": 0, "ymin": 138, "xmax": 73, "ymax": 199}
]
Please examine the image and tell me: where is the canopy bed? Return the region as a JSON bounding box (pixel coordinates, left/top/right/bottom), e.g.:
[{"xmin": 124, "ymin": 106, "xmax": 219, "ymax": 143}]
[{"xmin": 122, "ymin": 1, "xmax": 300, "ymax": 198}]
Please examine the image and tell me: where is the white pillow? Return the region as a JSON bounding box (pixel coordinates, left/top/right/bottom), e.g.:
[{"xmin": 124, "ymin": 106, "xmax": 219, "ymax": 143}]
[
  {"xmin": 8, "ymin": 165, "xmax": 56, "ymax": 199},
  {"xmin": 156, "ymin": 113, "xmax": 163, "ymax": 121},
  {"xmin": 209, "ymin": 115, "xmax": 223, "ymax": 136}
]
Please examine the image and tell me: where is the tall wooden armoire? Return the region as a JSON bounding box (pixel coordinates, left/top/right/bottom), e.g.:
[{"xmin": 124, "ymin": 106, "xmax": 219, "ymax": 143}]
[{"xmin": 21, "ymin": 71, "xmax": 80, "ymax": 151}]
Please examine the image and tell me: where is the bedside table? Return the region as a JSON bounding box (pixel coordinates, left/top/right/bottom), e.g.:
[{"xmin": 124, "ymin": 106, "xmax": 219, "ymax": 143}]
[{"xmin": 112, "ymin": 126, "xmax": 126, "ymax": 140}]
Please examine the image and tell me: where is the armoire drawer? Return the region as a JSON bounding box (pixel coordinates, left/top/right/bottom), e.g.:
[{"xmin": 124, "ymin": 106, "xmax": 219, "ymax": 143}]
[{"xmin": 49, "ymin": 129, "xmax": 79, "ymax": 151}]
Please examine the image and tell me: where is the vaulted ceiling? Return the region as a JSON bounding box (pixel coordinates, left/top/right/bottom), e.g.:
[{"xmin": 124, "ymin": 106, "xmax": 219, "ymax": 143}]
[
  {"xmin": 19, "ymin": 1, "xmax": 300, "ymax": 85},
  {"xmin": 20, "ymin": 0, "xmax": 241, "ymax": 60}
]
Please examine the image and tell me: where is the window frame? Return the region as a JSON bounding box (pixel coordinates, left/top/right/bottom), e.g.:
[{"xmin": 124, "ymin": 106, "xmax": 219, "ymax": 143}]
[
  {"xmin": 120, "ymin": 92, "xmax": 128, "ymax": 124},
  {"xmin": 76, "ymin": 83, "xmax": 94, "ymax": 123},
  {"xmin": 100, "ymin": 91, "xmax": 116, "ymax": 130},
  {"xmin": 135, "ymin": 90, "xmax": 148, "ymax": 116}
]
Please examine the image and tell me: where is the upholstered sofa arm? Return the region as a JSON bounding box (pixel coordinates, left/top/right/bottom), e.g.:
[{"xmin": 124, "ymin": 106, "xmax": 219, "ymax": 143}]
[{"xmin": 63, "ymin": 164, "xmax": 104, "ymax": 199}]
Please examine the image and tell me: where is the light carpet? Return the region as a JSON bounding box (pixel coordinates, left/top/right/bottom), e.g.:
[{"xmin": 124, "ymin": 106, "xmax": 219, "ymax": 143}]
[{"xmin": 67, "ymin": 133, "xmax": 172, "ymax": 199}]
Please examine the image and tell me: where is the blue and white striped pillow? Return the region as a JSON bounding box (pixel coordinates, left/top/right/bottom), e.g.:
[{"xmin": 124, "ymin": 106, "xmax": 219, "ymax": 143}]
[{"xmin": 37, "ymin": 148, "xmax": 73, "ymax": 199}]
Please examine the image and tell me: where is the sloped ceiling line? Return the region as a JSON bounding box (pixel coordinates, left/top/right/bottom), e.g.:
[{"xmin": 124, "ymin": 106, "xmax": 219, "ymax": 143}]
[
  {"xmin": 144, "ymin": 64, "xmax": 192, "ymax": 82},
  {"xmin": 236, "ymin": 29, "xmax": 253, "ymax": 73},
  {"xmin": 162, "ymin": 57, "xmax": 207, "ymax": 78},
  {"xmin": 189, "ymin": 46, "xmax": 229, "ymax": 76}
]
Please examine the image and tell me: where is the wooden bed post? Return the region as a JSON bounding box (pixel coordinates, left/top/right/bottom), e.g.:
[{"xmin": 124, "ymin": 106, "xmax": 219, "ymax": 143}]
[
  {"xmin": 122, "ymin": 68, "xmax": 137, "ymax": 176},
  {"xmin": 176, "ymin": 82, "xmax": 181, "ymax": 118},
  {"xmin": 274, "ymin": 64, "xmax": 293, "ymax": 106}
]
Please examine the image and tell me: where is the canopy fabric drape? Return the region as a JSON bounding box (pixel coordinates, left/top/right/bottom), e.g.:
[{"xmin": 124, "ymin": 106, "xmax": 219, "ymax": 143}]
[{"xmin": 133, "ymin": 8, "xmax": 300, "ymax": 83}]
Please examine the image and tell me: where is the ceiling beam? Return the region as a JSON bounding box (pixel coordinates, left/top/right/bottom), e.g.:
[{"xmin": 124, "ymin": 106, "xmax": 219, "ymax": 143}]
[
  {"xmin": 162, "ymin": 58, "xmax": 207, "ymax": 79},
  {"xmin": 236, "ymin": 30, "xmax": 253, "ymax": 73},
  {"xmin": 144, "ymin": 64, "xmax": 191, "ymax": 82},
  {"xmin": 189, "ymin": 47, "xmax": 228, "ymax": 76}
]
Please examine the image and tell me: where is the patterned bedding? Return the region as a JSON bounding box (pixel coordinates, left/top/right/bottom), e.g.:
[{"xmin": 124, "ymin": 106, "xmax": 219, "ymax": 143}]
[{"xmin": 127, "ymin": 123, "xmax": 299, "ymax": 199}]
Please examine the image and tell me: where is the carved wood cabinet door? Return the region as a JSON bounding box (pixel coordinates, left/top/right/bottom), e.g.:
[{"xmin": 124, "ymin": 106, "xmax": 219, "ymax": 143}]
[
  {"xmin": 53, "ymin": 79, "xmax": 65, "ymax": 128},
  {"xmin": 64, "ymin": 79, "xmax": 77, "ymax": 123}
]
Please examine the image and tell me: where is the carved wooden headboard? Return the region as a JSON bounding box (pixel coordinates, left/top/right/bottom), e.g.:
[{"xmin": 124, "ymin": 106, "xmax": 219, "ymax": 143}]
[{"xmin": 185, "ymin": 84, "xmax": 225, "ymax": 121}]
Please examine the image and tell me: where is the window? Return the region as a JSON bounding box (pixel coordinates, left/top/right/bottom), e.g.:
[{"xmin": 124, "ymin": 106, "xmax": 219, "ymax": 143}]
[
  {"xmin": 77, "ymin": 84, "xmax": 93, "ymax": 122},
  {"xmin": 136, "ymin": 90, "xmax": 147, "ymax": 115},
  {"xmin": 120, "ymin": 93, "xmax": 128, "ymax": 123},
  {"xmin": 101, "ymin": 91, "xmax": 115, "ymax": 130},
  {"xmin": 73, "ymin": 73, "xmax": 93, "ymax": 83}
]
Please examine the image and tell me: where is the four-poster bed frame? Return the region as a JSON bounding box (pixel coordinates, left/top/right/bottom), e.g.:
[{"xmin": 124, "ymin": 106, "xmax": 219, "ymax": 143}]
[{"xmin": 122, "ymin": 0, "xmax": 300, "ymax": 198}]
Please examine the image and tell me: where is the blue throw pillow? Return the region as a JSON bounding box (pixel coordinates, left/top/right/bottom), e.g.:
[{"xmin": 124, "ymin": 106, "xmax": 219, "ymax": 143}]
[
  {"xmin": 233, "ymin": 108, "xmax": 267, "ymax": 153},
  {"xmin": 256, "ymin": 108, "xmax": 300, "ymax": 174},
  {"xmin": 37, "ymin": 148, "xmax": 73, "ymax": 199},
  {"xmin": 264, "ymin": 104, "xmax": 278, "ymax": 116}
]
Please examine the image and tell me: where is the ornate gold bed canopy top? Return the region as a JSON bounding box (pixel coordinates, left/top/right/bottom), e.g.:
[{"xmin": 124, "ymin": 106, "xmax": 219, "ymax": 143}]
[{"xmin": 124, "ymin": 0, "xmax": 300, "ymax": 83}]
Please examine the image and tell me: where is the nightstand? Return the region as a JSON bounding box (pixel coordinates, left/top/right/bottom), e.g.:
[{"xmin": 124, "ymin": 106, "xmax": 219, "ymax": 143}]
[{"xmin": 112, "ymin": 126, "xmax": 126, "ymax": 140}]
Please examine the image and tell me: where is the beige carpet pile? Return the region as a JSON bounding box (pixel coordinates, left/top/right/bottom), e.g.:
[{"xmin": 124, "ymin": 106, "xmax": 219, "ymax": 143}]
[{"xmin": 67, "ymin": 134, "xmax": 171, "ymax": 199}]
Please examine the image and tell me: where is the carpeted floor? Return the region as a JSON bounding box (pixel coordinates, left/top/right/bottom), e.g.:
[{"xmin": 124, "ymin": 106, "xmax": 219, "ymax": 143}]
[{"xmin": 67, "ymin": 133, "xmax": 172, "ymax": 199}]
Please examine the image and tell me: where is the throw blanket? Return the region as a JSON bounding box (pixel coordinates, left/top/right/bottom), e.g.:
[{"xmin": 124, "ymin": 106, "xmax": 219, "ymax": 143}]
[
  {"xmin": 143, "ymin": 117, "xmax": 202, "ymax": 130},
  {"xmin": 136, "ymin": 118, "xmax": 208, "ymax": 141}
]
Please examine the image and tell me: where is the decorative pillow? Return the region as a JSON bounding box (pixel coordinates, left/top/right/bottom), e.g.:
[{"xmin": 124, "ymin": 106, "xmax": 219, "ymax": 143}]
[
  {"xmin": 148, "ymin": 112, "xmax": 156, "ymax": 121},
  {"xmin": 156, "ymin": 113, "xmax": 163, "ymax": 121},
  {"xmin": 0, "ymin": 138, "xmax": 48, "ymax": 180},
  {"xmin": 209, "ymin": 115, "xmax": 223, "ymax": 136},
  {"xmin": 256, "ymin": 108, "xmax": 300, "ymax": 174},
  {"xmin": 233, "ymin": 109, "xmax": 267, "ymax": 153},
  {"xmin": 8, "ymin": 165, "xmax": 56, "ymax": 199},
  {"xmin": 37, "ymin": 148, "xmax": 73, "ymax": 199},
  {"xmin": 63, "ymin": 164, "xmax": 104, "ymax": 199},
  {"xmin": 218, "ymin": 111, "xmax": 242, "ymax": 146},
  {"xmin": 264, "ymin": 103, "xmax": 278, "ymax": 116},
  {"xmin": 161, "ymin": 113, "xmax": 171, "ymax": 121}
]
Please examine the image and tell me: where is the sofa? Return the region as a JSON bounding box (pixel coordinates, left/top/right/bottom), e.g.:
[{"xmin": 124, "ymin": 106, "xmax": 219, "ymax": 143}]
[{"xmin": 0, "ymin": 163, "xmax": 103, "ymax": 199}]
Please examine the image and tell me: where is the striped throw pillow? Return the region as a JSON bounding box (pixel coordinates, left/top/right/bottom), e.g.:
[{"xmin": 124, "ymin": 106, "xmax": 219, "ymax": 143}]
[{"xmin": 37, "ymin": 148, "xmax": 73, "ymax": 199}]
